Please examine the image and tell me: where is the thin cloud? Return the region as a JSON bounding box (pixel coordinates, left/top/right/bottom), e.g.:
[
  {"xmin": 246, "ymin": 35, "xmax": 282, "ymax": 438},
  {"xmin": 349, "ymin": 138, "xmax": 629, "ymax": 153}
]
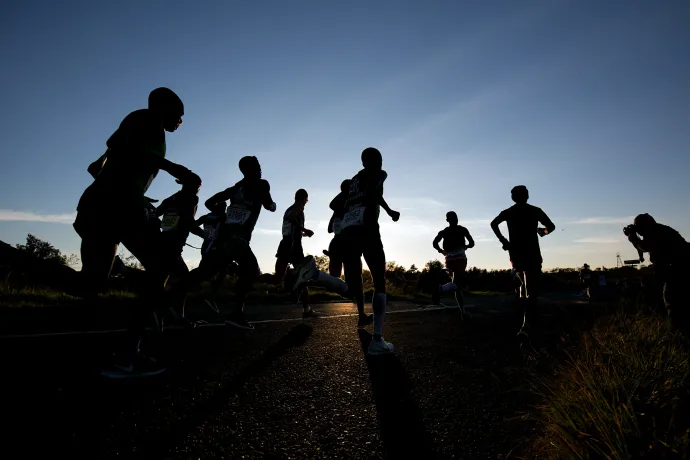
[
  {"xmin": 396, "ymin": 197, "xmax": 448, "ymax": 209},
  {"xmin": 573, "ymin": 237, "xmax": 622, "ymax": 244},
  {"xmin": 0, "ymin": 209, "xmax": 76, "ymax": 224},
  {"xmin": 570, "ymin": 217, "xmax": 634, "ymax": 225},
  {"xmin": 254, "ymin": 228, "xmax": 282, "ymax": 236}
]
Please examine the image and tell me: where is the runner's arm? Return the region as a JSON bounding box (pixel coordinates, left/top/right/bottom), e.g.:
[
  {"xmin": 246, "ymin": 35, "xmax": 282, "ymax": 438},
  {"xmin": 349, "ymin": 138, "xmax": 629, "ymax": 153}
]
[
  {"xmin": 262, "ymin": 181, "xmax": 277, "ymax": 212},
  {"xmin": 154, "ymin": 199, "xmax": 169, "ymax": 218},
  {"xmin": 147, "ymin": 155, "xmax": 199, "ymax": 185},
  {"xmin": 490, "ymin": 212, "xmax": 510, "ymax": 247},
  {"xmin": 189, "ymin": 224, "xmax": 205, "ymax": 239},
  {"xmin": 432, "ymin": 232, "xmax": 444, "ymax": 254},
  {"xmin": 205, "ymin": 189, "xmax": 232, "ymax": 212},
  {"xmin": 286, "ymin": 207, "xmax": 312, "ymax": 234},
  {"xmin": 327, "ymin": 214, "xmax": 335, "ymax": 234},
  {"xmin": 537, "ymin": 209, "xmax": 556, "ymax": 236},
  {"xmin": 379, "ymin": 196, "xmax": 400, "ymax": 222},
  {"xmin": 465, "ymin": 230, "xmax": 475, "ymax": 249}
]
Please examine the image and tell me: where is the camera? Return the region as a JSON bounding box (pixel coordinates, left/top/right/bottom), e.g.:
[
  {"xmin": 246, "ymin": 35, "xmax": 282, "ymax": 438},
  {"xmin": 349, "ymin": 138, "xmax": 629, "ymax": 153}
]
[{"xmin": 623, "ymin": 224, "xmax": 636, "ymax": 236}]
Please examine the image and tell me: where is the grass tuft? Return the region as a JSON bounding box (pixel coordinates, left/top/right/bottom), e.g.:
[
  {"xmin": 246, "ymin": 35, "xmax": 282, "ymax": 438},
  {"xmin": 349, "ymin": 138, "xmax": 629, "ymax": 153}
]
[{"xmin": 530, "ymin": 307, "xmax": 690, "ymax": 459}]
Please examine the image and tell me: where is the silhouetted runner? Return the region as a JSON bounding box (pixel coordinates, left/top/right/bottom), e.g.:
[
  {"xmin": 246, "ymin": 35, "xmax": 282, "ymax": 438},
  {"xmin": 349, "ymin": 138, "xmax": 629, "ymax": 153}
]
[
  {"xmin": 490, "ymin": 185, "xmax": 555, "ymax": 341},
  {"xmin": 191, "ymin": 156, "xmax": 276, "ymax": 330},
  {"xmin": 580, "ymin": 263, "xmax": 592, "ymax": 300},
  {"xmin": 624, "ymin": 213, "xmax": 690, "ymax": 333},
  {"xmin": 74, "ymin": 87, "xmax": 200, "ymax": 378},
  {"xmin": 275, "ymin": 189, "xmax": 349, "ymax": 319},
  {"xmin": 155, "ymin": 176, "xmax": 205, "ymax": 327},
  {"xmin": 193, "ymin": 201, "xmax": 228, "ymax": 313},
  {"xmin": 432, "ymin": 211, "xmax": 475, "ymax": 316},
  {"xmin": 323, "ymin": 179, "xmax": 352, "ymax": 278},
  {"xmin": 340, "ymin": 147, "xmax": 400, "ymax": 355}
]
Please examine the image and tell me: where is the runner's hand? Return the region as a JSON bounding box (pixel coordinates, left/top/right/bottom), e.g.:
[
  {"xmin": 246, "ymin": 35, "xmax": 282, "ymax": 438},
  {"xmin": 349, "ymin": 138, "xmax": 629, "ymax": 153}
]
[
  {"xmin": 303, "ymin": 229, "xmax": 314, "ymax": 237},
  {"xmin": 389, "ymin": 210, "xmax": 400, "ymax": 222},
  {"xmin": 537, "ymin": 227, "xmax": 547, "ymax": 237},
  {"xmin": 501, "ymin": 241, "xmax": 510, "ymax": 251}
]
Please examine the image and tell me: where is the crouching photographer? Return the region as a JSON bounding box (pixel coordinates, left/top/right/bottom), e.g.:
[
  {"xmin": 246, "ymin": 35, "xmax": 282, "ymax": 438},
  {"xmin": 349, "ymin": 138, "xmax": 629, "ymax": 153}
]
[{"xmin": 624, "ymin": 214, "xmax": 690, "ymax": 333}]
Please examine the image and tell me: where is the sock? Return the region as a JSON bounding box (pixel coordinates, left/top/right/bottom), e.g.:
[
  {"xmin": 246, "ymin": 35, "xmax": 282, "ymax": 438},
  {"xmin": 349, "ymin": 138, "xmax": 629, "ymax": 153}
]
[
  {"xmin": 373, "ymin": 292, "xmax": 386, "ymax": 339},
  {"xmin": 441, "ymin": 282, "xmax": 457, "ymax": 293},
  {"xmin": 316, "ymin": 270, "xmax": 348, "ymax": 295}
]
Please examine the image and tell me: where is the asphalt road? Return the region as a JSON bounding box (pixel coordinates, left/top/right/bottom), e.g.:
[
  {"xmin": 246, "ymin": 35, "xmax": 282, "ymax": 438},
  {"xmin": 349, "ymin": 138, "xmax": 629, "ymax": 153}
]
[{"xmin": 1, "ymin": 295, "xmax": 584, "ymax": 459}]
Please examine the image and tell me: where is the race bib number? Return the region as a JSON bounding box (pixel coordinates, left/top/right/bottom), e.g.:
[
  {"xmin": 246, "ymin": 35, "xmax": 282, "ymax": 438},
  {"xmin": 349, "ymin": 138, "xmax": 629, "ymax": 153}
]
[
  {"xmin": 341, "ymin": 206, "xmax": 365, "ymax": 230},
  {"xmin": 226, "ymin": 206, "xmax": 251, "ymax": 225},
  {"xmin": 282, "ymin": 221, "xmax": 292, "ymax": 237},
  {"xmin": 333, "ymin": 218, "xmax": 342, "ymax": 235},
  {"xmin": 446, "ymin": 249, "xmax": 466, "ymax": 259},
  {"xmin": 161, "ymin": 214, "xmax": 180, "ymax": 231}
]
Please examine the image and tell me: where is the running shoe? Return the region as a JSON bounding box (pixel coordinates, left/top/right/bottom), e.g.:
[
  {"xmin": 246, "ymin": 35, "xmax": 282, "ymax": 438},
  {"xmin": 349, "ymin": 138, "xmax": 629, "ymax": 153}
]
[
  {"xmin": 367, "ymin": 338, "xmax": 395, "ymax": 356},
  {"xmin": 302, "ymin": 308, "xmax": 322, "ymax": 319},
  {"xmin": 293, "ymin": 256, "xmax": 319, "ymax": 293}
]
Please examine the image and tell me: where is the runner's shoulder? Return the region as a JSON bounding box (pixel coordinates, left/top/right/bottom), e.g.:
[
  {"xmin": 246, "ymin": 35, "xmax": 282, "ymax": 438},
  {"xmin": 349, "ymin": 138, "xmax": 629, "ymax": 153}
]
[
  {"xmin": 120, "ymin": 109, "xmax": 160, "ymax": 131},
  {"xmin": 111, "ymin": 109, "xmax": 163, "ymax": 147}
]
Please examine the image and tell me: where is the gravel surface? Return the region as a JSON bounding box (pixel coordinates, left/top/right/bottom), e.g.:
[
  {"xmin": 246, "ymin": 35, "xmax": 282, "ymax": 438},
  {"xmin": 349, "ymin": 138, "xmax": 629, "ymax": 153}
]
[{"xmin": 2, "ymin": 296, "xmax": 581, "ymax": 459}]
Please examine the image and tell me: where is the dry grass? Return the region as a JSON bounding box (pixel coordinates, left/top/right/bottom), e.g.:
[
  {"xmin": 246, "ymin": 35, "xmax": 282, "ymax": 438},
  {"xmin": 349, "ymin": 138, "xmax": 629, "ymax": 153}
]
[{"xmin": 529, "ymin": 307, "xmax": 690, "ymax": 459}]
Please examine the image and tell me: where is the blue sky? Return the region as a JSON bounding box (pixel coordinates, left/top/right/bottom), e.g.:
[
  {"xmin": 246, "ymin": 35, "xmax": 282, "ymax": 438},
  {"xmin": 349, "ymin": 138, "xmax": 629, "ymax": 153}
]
[{"xmin": 1, "ymin": 0, "xmax": 689, "ymax": 272}]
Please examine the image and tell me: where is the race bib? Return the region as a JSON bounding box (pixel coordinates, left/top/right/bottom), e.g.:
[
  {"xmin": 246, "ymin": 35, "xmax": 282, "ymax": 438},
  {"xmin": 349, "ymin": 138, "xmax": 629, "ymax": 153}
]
[
  {"xmin": 333, "ymin": 218, "xmax": 342, "ymax": 235},
  {"xmin": 161, "ymin": 214, "xmax": 180, "ymax": 231},
  {"xmin": 226, "ymin": 206, "xmax": 251, "ymax": 225},
  {"xmin": 341, "ymin": 206, "xmax": 365, "ymax": 230},
  {"xmin": 282, "ymin": 221, "xmax": 292, "ymax": 237},
  {"xmin": 446, "ymin": 249, "xmax": 466, "ymax": 259}
]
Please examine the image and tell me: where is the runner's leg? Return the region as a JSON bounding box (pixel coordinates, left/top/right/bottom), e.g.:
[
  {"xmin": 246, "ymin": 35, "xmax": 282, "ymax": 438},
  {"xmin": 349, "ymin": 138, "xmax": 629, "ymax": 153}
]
[
  {"xmin": 225, "ymin": 237, "xmax": 259, "ymax": 330},
  {"xmin": 362, "ymin": 235, "xmax": 391, "ymax": 344}
]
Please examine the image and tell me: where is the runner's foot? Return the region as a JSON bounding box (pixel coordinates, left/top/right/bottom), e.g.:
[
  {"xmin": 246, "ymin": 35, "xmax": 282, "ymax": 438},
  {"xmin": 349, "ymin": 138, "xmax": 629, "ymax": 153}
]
[
  {"xmin": 367, "ymin": 338, "xmax": 395, "ymax": 356},
  {"xmin": 101, "ymin": 353, "xmax": 166, "ymax": 379},
  {"xmin": 302, "ymin": 308, "xmax": 322, "ymax": 319}
]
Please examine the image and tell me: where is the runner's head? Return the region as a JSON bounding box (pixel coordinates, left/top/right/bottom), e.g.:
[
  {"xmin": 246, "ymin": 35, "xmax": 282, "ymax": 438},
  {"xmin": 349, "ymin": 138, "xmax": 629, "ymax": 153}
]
[
  {"xmin": 239, "ymin": 156, "xmax": 262, "ymax": 179},
  {"xmin": 583, "ymin": 263, "xmax": 590, "ymax": 270},
  {"xmin": 176, "ymin": 173, "xmax": 202, "ymax": 195},
  {"xmin": 361, "ymin": 147, "xmax": 383, "ymax": 170},
  {"xmin": 511, "ymin": 185, "xmax": 529, "ymax": 204},
  {"xmin": 633, "ymin": 213, "xmax": 656, "ymax": 235},
  {"xmin": 340, "ymin": 179, "xmax": 352, "ymax": 194},
  {"xmin": 446, "ymin": 211, "xmax": 458, "ymax": 225},
  {"xmin": 295, "ymin": 189, "xmax": 308, "ymax": 207},
  {"xmin": 148, "ymin": 87, "xmax": 184, "ymax": 132}
]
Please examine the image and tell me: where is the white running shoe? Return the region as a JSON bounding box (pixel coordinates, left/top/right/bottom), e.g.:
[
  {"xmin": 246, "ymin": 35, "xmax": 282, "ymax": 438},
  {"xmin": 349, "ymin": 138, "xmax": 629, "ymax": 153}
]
[
  {"xmin": 293, "ymin": 256, "xmax": 318, "ymax": 293},
  {"xmin": 367, "ymin": 338, "xmax": 395, "ymax": 356}
]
